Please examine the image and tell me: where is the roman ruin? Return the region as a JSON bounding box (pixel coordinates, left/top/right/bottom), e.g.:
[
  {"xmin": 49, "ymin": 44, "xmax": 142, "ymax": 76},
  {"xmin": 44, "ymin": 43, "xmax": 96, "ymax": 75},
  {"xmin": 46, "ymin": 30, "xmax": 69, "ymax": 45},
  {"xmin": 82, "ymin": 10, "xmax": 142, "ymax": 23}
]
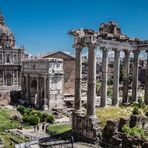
[
  {"xmin": 21, "ymin": 58, "xmax": 64, "ymax": 110},
  {"xmin": 69, "ymin": 21, "xmax": 148, "ymax": 139}
]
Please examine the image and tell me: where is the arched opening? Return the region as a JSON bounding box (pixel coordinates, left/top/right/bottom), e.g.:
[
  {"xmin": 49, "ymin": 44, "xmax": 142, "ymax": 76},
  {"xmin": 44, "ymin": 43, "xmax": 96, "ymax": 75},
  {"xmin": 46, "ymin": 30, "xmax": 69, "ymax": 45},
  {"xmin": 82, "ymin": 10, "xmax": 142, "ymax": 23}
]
[
  {"xmin": 6, "ymin": 74, "xmax": 12, "ymax": 86},
  {"xmin": 30, "ymin": 79, "xmax": 37, "ymax": 97}
]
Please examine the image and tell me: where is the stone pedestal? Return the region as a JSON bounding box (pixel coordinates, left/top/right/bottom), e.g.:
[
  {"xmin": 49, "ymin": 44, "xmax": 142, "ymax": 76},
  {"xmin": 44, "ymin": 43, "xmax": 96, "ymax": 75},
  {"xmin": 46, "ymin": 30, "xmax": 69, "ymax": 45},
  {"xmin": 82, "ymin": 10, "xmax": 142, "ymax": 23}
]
[
  {"xmin": 72, "ymin": 113, "xmax": 99, "ymax": 139},
  {"xmin": 43, "ymin": 98, "xmax": 48, "ymax": 111}
]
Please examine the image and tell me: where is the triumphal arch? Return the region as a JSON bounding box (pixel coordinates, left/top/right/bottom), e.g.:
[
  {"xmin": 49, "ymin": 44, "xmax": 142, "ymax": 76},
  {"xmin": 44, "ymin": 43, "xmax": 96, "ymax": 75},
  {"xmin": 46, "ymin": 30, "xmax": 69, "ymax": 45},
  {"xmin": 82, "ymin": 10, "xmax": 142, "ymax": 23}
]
[{"xmin": 69, "ymin": 21, "xmax": 148, "ymax": 139}]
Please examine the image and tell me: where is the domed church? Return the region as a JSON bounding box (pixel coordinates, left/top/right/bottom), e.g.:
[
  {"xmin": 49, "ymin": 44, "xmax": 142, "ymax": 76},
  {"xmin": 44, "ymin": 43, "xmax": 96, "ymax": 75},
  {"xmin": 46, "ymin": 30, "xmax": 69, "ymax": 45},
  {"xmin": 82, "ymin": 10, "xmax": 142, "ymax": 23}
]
[{"xmin": 0, "ymin": 12, "xmax": 26, "ymax": 87}]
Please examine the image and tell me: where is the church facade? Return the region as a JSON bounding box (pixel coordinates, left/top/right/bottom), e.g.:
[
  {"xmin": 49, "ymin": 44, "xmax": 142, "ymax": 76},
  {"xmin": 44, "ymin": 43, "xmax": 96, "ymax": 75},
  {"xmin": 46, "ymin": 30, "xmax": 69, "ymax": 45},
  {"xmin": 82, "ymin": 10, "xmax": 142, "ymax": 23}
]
[{"xmin": 0, "ymin": 13, "xmax": 26, "ymax": 87}]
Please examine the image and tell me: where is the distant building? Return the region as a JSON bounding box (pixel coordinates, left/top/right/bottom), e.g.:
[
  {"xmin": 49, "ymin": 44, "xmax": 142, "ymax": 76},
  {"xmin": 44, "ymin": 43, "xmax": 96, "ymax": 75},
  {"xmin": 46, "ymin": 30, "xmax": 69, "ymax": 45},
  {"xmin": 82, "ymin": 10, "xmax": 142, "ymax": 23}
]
[
  {"xmin": 0, "ymin": 12, "xmax": 26, "ymax": 87},
  {"xmin": 21, "ymin": 58, "xmax": 64, "ymax": 110}
]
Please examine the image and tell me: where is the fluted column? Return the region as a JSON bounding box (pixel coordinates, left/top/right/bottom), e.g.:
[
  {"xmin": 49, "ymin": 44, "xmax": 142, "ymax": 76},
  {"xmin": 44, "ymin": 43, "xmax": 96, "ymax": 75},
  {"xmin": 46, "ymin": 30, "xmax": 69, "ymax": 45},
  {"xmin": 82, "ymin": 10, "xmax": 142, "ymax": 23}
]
[
  {"xmin": 74, "ymin": 47, "xmax": 82, "ymax": 112},
  {"xmin": 122, "ymin": 50, "xmax": 130, "ymax": 104},
  {"xmin": 100, "ymin": 47, "xmax": 108, "ymax": 107},
  {"xmin": 112, "ymin": 49, "xmax": 120, "ymax": 106},
  {"xmin": 132, "ymin": 50, "xmax": 140, "ymax": 102},
  {"xmin": 144, "ymin": 50, "xmax": 148, "ymax": 105},
  {"xmin": 87, "ymin": 46, "xmax": 96, "ymax": 117}
]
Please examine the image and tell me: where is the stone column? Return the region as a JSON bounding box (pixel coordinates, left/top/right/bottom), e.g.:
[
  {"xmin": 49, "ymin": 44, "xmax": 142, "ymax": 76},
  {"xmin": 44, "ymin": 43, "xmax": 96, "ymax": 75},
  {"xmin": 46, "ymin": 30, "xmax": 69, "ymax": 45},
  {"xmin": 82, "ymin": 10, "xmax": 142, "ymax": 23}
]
[
  {"xmin": 2, "ymin": 70, "xmax": 4, "ymax": 85},
  {"xmin": 37, "ymin": 77, "xmax": 40, "ymax": 103},
  {"xmin": 144, "ymin": 50, "xmax": 148, "ymax": 105},
  {"xmin": 87, "ymin": 46, "xmax": 96, "ymax": 117},
  {"xmin": 132, "ymin": 50, "xmax": 140, "ymax": 102},
  {"xmin": 26, "ymin": 74, "xmax": 29, "ymax": 99},
  {"xmin": 100, "ymin": 47, "xmax": 108, "ymax": 107},
  {"xmin": 17, "ymin": 70, "xmax": 19, "ymax": 86},
  {"xmin": 122, "ymin": 50, "xmax": 130, "ymax": 104},
  {"xmin": 12, "ymin": 70, "xmax": 14, "ymax": 85},
  {"xmin": 74, "ymin": 47, "xmax": 82, "ymax": 112},
  {"xmin": 112, "ymin": 49, "xmax": 120, "ymax": 106},
  {"xmin": 2, "ymin": 51, "xmax": 4, "ymax": 64},
  {"xmin": 44, "ymin": 76, "xmax": 47, "ymax": 99}
]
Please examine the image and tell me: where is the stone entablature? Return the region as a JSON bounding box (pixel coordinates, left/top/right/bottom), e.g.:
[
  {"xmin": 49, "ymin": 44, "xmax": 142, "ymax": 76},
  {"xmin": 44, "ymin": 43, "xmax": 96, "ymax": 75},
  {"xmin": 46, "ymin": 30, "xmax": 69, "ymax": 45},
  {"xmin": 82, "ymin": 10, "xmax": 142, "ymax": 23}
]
[{"xmin": 21, "ymin": 58, "xmax": 64, "ymax": 110}]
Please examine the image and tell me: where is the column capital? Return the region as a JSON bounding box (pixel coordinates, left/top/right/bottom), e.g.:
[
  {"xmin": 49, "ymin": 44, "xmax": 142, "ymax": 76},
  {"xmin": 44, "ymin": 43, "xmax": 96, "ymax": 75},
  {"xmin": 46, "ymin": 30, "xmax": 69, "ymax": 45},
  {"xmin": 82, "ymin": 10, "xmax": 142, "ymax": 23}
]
[
  {"xmin": 133, "ymin": 49, "xmax": 140, "ymax": 55},
  {"xmin": 112, "ymin": 48, "xmax": 121, "ymax": 53},
  {"xmin": 123, "ymin": 49, "xmax": 130, "ymax": 54},
  {"xmin": 73, "ymin": 43, "xmax": 84, "ymax": 49},
  {"xmin": 100, "ymin": 47, "xmax": 109, "ymax": 51}
]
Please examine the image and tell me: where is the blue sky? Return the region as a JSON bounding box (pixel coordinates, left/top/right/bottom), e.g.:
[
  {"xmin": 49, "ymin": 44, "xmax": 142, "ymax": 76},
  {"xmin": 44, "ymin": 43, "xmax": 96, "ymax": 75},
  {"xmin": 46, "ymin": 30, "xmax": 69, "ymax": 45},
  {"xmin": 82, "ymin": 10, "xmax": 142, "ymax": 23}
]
[{"xmin": 1, "ymin": 0, "xmax": 148, "ymax": 55}]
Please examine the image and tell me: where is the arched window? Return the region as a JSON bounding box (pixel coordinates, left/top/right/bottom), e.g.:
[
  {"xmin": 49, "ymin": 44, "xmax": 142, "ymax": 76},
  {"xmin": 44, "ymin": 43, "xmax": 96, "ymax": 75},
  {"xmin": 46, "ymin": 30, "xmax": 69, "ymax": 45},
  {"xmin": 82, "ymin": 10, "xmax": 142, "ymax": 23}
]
[
  {"xmin": 6, "ymin": 54, "xmax": 10, "ymax": 63},
  {"xmin": 14, "ymin": 54, "xmax": 17, "ymax": 63}
]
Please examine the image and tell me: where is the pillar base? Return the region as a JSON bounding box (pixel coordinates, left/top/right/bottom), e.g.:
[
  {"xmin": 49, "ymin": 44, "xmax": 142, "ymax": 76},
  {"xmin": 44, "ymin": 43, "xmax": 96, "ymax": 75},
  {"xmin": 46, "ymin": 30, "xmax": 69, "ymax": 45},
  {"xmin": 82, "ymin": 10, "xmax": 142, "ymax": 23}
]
[
  {"xmin": 43, "ymin": 98, "xmax": 49, "ymax": 111},
  {"xmin": 72, "ymin": 113, "xmax": 100, "ymax": 139},
  {"xmin": 74, "ymin": 109, "xmax": 84, "ymax": 115}
]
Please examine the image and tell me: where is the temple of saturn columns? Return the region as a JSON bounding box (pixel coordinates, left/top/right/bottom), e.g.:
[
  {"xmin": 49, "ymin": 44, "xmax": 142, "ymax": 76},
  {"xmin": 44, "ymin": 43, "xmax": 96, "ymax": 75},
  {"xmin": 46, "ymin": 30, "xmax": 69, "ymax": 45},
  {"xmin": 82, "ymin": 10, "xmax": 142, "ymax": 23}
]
[{"xmin": 69, "ymin": 21, "xmax": 148, "ymax": 139}]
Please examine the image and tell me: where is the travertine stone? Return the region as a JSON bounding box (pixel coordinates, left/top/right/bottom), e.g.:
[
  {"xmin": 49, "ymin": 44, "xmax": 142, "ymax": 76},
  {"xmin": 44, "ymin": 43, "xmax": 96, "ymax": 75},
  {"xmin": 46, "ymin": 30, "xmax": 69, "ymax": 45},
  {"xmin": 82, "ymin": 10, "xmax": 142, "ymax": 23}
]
[
  {"xmin": 100, "ymin": 47, "xmax": 108, "ymax": 107},
  {"xmin": 112, "ymin": 49, "xmax": 120, "ymax": 106},
  {"xmin": 144, "ymin": 51, "xmax": 148, "ymax": 105},
  {"xmin": 22, "ymin": 58, "xmax": 64, "ymax": 110},
  {"xmin": 87, "ymin": 46, "xmax": 96, "ymax": 117},
  {"xmin": 132, "ymin": 50, "xmax": 140, "ymax": 102},
  {"xmin": 74, "ymin": 48, "xmax": 82, "ymax": 112},
  {"xmin": 122, "ymin": 50, "xmax": 130, "ymax": 104}
]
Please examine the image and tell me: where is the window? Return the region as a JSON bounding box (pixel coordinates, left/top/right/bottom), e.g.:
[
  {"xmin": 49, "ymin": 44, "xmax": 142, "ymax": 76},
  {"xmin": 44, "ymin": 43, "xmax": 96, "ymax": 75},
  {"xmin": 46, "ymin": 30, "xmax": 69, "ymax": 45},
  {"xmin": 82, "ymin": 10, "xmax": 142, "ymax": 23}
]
[{"xmin": 6, "ymin": 54, "xmax": 10, "ymax": 63}]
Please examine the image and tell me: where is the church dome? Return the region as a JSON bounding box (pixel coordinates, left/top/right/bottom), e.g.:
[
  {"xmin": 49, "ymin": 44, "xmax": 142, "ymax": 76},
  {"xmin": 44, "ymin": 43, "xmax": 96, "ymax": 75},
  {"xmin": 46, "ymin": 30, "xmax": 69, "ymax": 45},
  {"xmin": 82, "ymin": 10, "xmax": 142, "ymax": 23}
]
[{"xmin": 0, "ymin": 12, "xmax": 15, "ymax": 48}]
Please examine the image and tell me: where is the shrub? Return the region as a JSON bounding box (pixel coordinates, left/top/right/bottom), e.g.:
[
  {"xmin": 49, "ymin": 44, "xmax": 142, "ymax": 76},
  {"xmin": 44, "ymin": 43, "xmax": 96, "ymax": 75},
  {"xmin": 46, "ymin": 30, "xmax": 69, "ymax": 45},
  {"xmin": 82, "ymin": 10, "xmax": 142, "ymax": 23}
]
[
  {"xmin": 22, "ymin": 114, "xmax": 29, "ymax": 123},
  {"xmin": 28, "ymin": 115, "xmax": 40, "ymax": 125},
  {"xmin": 122, "ymin": 124, "xmax": 131, "ymax": 135},
  {"xmin": 107, "ymin": 89, "xmax": 113, "ymax": 97},
  {"xmin": 122, "ymin": 124, "xmax": 145, "ymax": 137},
  {"xmin": 17, "ymin": 105, "xmax": 25, "ymax": 115},
  {"xmin": 47, "ymin": 114, "xmax": 55, "ymax": 124},
  {"xmin": 133, "ymin": 107, "xmax": 139, "ymax": 115},
  {"xmin": 24, "ymin": 108, "xmax": 31, "ymax": 115},
  {"xmin": 31, "ymin": 110, "xmax": 42, "ymax": 118},
  {"xmin": 41, "ymin": 113, "xmax": 48, "ymax": 122}
]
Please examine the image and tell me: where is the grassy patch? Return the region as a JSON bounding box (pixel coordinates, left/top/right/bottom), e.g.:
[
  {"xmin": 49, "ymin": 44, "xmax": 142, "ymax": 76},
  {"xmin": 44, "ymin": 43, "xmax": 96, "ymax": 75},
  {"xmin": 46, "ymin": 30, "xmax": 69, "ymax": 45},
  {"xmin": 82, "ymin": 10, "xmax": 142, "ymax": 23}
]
[
  {"xmin": 0, "ymin": 106, "xmax": 28, "ymax": 147},
  {"xmin": 0, "ymin": 132, "xmax": 27, "ymax": 148},
  {"xmin": 96, "ymin": 106, "xmax": 133, "ymax": 127},
  {"xmin": 0, "ymin": 106, "xmax": 21, "ymax": 131},
  {"xmin": 47, "ymin": 124, "xmax": 71, "ymax": 135}
]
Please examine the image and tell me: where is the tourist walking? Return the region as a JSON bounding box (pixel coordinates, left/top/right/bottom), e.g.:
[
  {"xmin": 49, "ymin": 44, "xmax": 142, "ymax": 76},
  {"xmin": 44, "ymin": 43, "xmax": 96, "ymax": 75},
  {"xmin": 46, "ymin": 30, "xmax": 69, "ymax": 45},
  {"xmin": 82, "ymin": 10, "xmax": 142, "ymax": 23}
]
[{"xmin": 37, "ymin": 124, "xmax": 39, "ymax": 132}]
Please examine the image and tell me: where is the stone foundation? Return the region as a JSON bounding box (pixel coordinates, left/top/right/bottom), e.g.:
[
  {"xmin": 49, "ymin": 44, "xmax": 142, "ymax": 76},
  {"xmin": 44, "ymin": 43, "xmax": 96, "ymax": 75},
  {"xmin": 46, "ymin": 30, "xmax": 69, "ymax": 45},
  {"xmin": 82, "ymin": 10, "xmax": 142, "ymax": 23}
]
[{"xmin": 72, "ymin": 112, "xmax": 100, "ymax": 139}]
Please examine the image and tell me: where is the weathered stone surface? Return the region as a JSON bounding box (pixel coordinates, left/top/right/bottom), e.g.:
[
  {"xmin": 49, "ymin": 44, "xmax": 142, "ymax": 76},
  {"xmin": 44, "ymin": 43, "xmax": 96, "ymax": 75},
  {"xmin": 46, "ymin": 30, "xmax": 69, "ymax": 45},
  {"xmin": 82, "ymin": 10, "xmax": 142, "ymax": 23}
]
[
  {"xmin": 118, "ymin": 118, "xmax": 129, "ymax": 132},
  {"xmin": 22, "ymin": 58, "xmax": 64, "ymax": 110},
  {"xmin": 102, "ymin": 120, "xmax": 117, "ymax": 144},
  {"xmin": 129, "ymin": 115, "xmax": 141, "ymax": 128}
]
